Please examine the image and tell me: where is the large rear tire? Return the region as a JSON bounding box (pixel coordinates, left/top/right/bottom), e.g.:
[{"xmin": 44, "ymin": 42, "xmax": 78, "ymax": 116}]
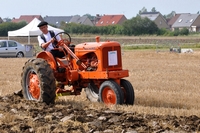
[
  {"xmin": 84, "ymin": 81, "xmax": 99, "ymax": 102},
  {"xmin": 21, "ymin": 58, "xmax": 56, "ymax": 104},
  {"xmin": 99, "ymin": 80, "xmax": 124, "ymax": 105},
  {"xmin": 120, "ymin": 79, "xmax": 135, "ymax": 105}
]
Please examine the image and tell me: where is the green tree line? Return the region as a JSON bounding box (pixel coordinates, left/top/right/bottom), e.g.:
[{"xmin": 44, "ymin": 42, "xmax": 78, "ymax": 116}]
[
  {"xmin": 62, "ymin": 16, "xmax": 189, "ymax": 36},
  {"xmin": 0, "ymin": 16, "xmax": 189, "ymax": 37},
  {"xmin": 0, "ymin": 21, "xmax": 26, "ymax": 36}
]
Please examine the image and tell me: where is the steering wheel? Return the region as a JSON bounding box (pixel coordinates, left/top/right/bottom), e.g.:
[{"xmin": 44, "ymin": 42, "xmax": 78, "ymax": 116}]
[{"xmin": 54, "ymin": 32, "xmax": 71, "ymax": 46}]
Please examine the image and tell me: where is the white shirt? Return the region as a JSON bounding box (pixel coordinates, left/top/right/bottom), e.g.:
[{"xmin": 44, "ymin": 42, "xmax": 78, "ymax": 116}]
[{"xmin": 37, "ymin": 31, "xmax": 61, "ymax": 52}]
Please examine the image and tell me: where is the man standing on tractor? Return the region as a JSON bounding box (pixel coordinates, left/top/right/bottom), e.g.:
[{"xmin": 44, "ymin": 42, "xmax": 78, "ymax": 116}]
[{"xmin": 37, "ymin": 21, "xmax": 65, "ymax": 58}]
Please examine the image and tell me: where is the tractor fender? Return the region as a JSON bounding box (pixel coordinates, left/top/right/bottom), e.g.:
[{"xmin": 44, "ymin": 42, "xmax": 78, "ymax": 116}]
[{"xmin": 36, "ymin": 51, "xmax": 57, "ymax": 70}]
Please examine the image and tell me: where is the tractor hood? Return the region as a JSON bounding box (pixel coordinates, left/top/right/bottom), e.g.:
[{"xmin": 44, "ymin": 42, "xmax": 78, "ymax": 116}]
[{"xmin": 75, "ymin": 36, "xmax": 121, "ymax": 52}]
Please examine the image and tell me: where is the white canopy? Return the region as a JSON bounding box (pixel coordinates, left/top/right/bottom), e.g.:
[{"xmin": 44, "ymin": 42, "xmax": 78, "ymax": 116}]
[{"xmin": 8, "ymin": 18, "xmax": 64, "ymax": 44}]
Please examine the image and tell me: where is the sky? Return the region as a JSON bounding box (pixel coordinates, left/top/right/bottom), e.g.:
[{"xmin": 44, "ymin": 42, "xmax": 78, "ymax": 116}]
[{"xmin": 0, "ymin": 0, "xmax": 199, "ymax": 19}]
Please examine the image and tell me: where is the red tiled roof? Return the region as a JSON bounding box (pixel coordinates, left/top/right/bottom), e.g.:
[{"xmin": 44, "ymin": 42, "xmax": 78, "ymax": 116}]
[
  {"xmin": 95, "ymin": 15, "xmax": 126, "ymax": 26},
  {"xmin": 12, "ymin": 15, "xmax": 44, "ymax": 23}
]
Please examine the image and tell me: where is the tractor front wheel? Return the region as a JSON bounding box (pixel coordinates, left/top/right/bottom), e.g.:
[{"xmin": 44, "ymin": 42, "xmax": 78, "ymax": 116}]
[
  {"xmin": 21, "ymin": 58, "xmax": 56, "ymax": 104},
  {"xmin": 99, "ymin": 80, "xmax": 124, "ymax": 105},
  {"xmin": 120, "ymin": 79, "xmax": 135, "ymax": 105}
]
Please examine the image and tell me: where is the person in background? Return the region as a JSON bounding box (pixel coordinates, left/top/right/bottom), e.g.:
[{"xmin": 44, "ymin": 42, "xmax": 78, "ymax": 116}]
[{"xmin": 37, "ymin": 21, "xmax": 65, "ymax": 58}]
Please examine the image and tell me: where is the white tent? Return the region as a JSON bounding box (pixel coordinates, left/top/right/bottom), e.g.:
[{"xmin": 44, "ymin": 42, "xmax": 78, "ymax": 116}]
[{"xmin": 8, "ymin": 18, "xmax": 64, "ymax": 44}]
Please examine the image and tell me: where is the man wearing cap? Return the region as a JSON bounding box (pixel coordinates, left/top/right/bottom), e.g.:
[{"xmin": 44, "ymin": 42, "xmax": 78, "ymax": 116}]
[{"xmin": 37, "ymin": 21, "xmax": 65, "ymax": 58}]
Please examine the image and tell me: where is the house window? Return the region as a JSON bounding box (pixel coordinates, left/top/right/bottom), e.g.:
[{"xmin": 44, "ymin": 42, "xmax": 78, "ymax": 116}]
[
  {"xmin": 101, "ymin": 21, "xmax": 103, "ymax": 24},
  {"xmin": 160, "ymin": 21, "xmax": 162, "ymax": 25},
  {"xmin": 178, "ymin": 19, "xmax": 182, "ymax": 22},
  {"xmin": 190, "ymin": 19, "xmax": 193, "ymax": 22},
  {"xmin": 112, "ymin": 21, "xmax": 115, "ymax": 24}
]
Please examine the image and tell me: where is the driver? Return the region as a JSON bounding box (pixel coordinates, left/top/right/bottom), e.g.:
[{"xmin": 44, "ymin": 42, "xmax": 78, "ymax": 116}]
[{"xmin": 37, "ymin": 21, "xmax": 65, "ymax": 58}]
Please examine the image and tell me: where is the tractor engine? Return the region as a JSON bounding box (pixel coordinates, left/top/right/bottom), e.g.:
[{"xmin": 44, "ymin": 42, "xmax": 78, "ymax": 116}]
[{"xmin": 74, "ymin": 36, "xmax": 123, "ymax": 73}]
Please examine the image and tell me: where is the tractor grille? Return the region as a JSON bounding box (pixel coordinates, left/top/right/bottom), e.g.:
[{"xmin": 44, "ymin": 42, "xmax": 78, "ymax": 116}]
[{"xmin": 102, "ymin": 46, "xmax": 122, "ymax": 71}]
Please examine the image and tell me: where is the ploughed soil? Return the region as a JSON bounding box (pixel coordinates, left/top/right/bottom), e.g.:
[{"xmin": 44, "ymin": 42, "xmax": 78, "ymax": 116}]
[
  {"xmin": 0, "ymin": 36, "xmax": 200, "ymax": 132},
  {"xmin": 0, "ymin": 93, "xmax": 199, "ymax": 133}
]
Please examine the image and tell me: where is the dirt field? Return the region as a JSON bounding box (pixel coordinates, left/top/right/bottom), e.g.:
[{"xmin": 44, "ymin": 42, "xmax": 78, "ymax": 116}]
[{"xmin": 0, "ymin": 50, "xmax": 200, "ymax": 133}]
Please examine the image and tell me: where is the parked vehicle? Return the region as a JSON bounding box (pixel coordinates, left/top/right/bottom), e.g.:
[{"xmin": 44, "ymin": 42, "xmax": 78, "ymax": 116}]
[{"xmin": 0, "ymin": 40, "xmax": 26, "ymax": 58}]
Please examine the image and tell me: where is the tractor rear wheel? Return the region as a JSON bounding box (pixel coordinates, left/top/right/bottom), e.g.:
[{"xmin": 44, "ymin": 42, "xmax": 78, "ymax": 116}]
[
  {"xmin": 84, "ymin": 82, "xmax": 99, "ymax": 102},
  {"xmin": 21, "ymin": 58, "xmax": 56, "ymax": 104},
  {"xmin": 120, "ymin": 79, "xmax": 135, "ymax": 105},
  {"xmin": 99, "ymin": 80, "xmax": 124, "ymax": 105}
]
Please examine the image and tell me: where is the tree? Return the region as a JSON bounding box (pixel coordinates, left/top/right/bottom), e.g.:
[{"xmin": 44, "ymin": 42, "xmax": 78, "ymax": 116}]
[
  {"xmin": 83, "ymin": 13, "xmax": 95, "ymax": 20},
  {"xmin": 3, "ymin": 17, "xmax": 12, "ymax": 22},
  {"xmin": 179, "ymin": 28, "xmax": 189, "ymax": 35},
  {"xmin": 139, "ymin": 7, "xmax": 147, "ymax": 15},
  {"xmin": 164, "ymin": 11, "xmax": 176, "ymax": 20},
  {"xmin": 122, "ymin": 16, "xmax": 158, "ymax": 36},
  {"xmin": 0, "ymin": 21, "xmax": 26, "ymax": 36},
  {"xmin": 151, "ymin": 7, "xmax": 157, "ymax": 12}
]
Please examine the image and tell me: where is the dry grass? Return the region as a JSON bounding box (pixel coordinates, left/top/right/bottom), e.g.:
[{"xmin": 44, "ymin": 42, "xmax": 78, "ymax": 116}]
[
  {"xmin": 121, "ymin": 50, "xmax": 200, "ymax": 116},
  {"xmin": 0, "ymin": 50, "xmax": 200, "ymax": 117}
]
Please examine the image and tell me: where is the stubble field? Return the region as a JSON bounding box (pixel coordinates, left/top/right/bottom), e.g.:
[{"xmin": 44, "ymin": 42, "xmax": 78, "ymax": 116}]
[{"xmin": 0, "ymin": 48, "xmax": 199, "ymax": 132}]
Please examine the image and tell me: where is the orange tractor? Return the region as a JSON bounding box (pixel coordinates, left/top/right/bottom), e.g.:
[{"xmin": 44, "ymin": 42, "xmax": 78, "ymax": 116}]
[{"xmin": 21, "ymin": 32, "xmax": 134, "ymax": 105}]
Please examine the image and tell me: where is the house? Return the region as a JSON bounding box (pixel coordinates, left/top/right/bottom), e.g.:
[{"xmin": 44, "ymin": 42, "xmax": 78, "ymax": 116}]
[
  {"xmin": 69, "ymin": 15, "xmax": 94, "ymax": 26},
  {"xmin": 95, "ymin": 14, "xmax": 127, "ymax": 26},
  {"xmin": 167, "ymin": 14, "xmax": 182, "ymax": 29},
  {"xmin": 12, "ymin": 15, "xmax": 44, "ymax": 23},
  {"xmin": 91, "ymin": 14, "xmax": 102, "ymax": 25},
  {"xmin": 172, "ymin": 13, "xmax": 200, "ymax": 32},
  {"xmin": 140, "ymin": 12, "xmax": 169, "ymax": 29},
  {"xmin": 43, "ymin": 16, "xmax": 73, "ymax": 27}
]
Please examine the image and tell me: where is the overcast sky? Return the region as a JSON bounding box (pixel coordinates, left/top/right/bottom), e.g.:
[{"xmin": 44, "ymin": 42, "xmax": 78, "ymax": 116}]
[{"xmin": 1, "ymin": 0, "xmax": 199, "ymax": 19}]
